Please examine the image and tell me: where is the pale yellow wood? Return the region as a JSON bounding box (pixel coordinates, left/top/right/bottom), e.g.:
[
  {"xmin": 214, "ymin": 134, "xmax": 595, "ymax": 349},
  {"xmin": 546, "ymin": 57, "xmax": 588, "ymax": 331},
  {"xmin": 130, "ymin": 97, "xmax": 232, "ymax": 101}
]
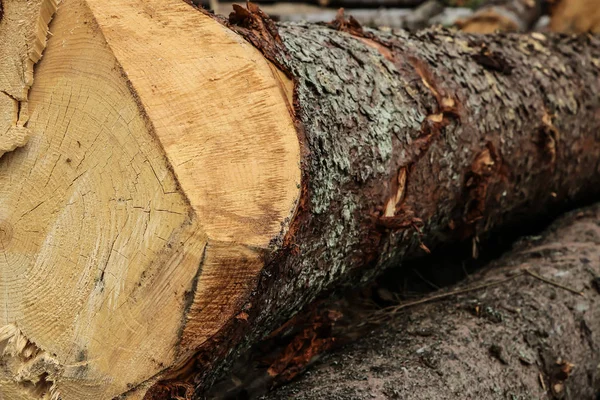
[
  {"xmin": 0, "ymin": 0, "xmax": 300, "ymax": 399},
  {"xmin": 0, "ymin": 0, "xmax": 57, "ymax": 157},
  {"xmin": 179, "ymin": 241, "xmax": 266, "ymax": 359},
  {"xmin": 0, "ymin": 1, "xmax": 206, "ymax": 398},
  {"xmin": 86, "ymin": 0, "xmax": 300, "ymax": 247}
]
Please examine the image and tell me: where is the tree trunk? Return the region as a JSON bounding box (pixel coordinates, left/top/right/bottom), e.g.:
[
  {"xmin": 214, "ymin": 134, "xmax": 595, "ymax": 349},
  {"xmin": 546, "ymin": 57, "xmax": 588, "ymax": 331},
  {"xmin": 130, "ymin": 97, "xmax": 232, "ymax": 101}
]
[
  {"xmin": 0, "ymin": 1, "xmax": 599, "ymax": 399},
  {"xmin": 259, "ymin": 204, "xmax": 600, "ymax": 400}
]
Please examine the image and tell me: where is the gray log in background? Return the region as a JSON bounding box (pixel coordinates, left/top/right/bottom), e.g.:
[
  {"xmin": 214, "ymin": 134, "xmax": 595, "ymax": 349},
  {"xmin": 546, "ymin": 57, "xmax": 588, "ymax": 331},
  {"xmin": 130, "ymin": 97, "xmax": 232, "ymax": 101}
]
[{"xmin": 220, "ymin": 1, "xmax": 472, "ymax": 29}]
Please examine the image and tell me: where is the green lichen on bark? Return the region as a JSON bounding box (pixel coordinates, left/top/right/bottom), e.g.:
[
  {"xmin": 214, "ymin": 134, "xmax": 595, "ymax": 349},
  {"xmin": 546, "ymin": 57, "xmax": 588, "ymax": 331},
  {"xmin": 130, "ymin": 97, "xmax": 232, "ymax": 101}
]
[
  {"xmin": 276, "ymin": 23, "xmax": 421, "ymax": 281},
  {"xmin": 268, "ymin": 24, "xmax": 600, "ymax": 305}
]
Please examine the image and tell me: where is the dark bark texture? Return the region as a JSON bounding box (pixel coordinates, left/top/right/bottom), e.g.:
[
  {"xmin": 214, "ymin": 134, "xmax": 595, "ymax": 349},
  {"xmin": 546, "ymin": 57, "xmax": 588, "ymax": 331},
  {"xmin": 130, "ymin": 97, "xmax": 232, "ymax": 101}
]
[
  {"xmin": 262, "ymin": 204, "xmax": 600, "ymax": 400},
  {"xmin": 149, "ymin": 7, "xmax": 600, "ymax": 398}
]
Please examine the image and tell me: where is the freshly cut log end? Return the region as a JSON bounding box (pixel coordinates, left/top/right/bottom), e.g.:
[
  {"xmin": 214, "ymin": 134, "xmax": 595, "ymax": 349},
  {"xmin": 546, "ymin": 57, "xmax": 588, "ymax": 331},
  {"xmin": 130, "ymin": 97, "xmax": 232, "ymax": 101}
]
[{"xmin": 0, "ymin": 0, "xmax": 300, "ymax": 399}]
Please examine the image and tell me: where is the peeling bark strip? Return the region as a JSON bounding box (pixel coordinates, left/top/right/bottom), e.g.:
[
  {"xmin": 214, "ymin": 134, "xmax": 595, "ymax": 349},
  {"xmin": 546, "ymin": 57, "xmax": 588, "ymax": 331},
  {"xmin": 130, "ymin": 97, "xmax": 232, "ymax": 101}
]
[
  {"xmin": 146, "ymin": 5, "xmax": 600, "ymax": 397},
  {"xmin": 264, "ymin": 204, "xmax": 600, "ymax": 400}
]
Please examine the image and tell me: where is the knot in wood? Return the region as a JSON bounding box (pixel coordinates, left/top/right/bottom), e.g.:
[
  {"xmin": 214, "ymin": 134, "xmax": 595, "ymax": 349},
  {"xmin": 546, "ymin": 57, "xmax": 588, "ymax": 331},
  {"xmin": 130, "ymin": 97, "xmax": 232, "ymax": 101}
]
[{"xmin": 0, "ymin": 219, "xmax": 13, "ymax": 249}]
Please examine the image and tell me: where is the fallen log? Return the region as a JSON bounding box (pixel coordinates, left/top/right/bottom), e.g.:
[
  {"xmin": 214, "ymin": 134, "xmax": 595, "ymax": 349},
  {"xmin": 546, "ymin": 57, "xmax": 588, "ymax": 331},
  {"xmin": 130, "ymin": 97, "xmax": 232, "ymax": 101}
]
[
  {"xmin": 401, "ymin": 0, "xmax": 446, "ymax": 29},
  {"xmin": 457, "ymin": 0, "xmax": 545, "ymax": 33},
  {"xmin": 549, "ymin": 0, "xmax": 600, "ymax": 33},
  {"xmin": 212, "ymin": 1, "xmax": 466, "ymax": 29},
  {"xmin": 260, "ymin": 204, "xmax": 600, "ymax": 400},
  {"xmin": 0, "ymin": 1, "xmax": 600, "ymax": 399},
  {"xmin": 194, "ymin": 0, "xmax": 426, "ymax": 9}
]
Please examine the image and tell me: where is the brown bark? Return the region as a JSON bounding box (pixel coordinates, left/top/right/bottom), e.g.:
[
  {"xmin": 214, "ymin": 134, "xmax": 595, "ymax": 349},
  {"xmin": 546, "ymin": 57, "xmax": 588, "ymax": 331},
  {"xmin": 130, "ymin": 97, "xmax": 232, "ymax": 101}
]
[
  {"xmin": 147, "ymin": 6, "xmax": 600, "ymax": 398},
  {"xmin": 256, "ymin": 204, "xmax": 600, "ymax": 400},
  {"xmin": 457, "ymin": 0, "xmax": 545, "ymax": 32}
]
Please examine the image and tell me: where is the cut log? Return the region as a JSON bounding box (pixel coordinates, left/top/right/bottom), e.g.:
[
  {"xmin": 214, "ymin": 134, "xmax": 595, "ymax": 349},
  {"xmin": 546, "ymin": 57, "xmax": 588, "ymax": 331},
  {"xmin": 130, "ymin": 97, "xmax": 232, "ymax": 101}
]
[
  {"xmin": 0, "ymin": 1, "xmax": 599, "ymax": 399},
  {"xmin": 457, "ymin": 0, "xmax": 544, "ymax": 32},
  {"xmin": 192, "ymin": 0, "xmax": 427, "ymax": 9},
  {"xmin": 220, "ymin": 0, "xmax": 463, "ymax": 30},
  {"xmin": 260, "ymin": 204, "xmax": 600, "ymax": 400},
  {"xmin": 212, "ymin": 2, "xmax": 458, "ymax": 29},
  {"xmin": 0, "ymin": 1, "xmax": 300, "ymax": 399},
  {"xmin": 549, "ymin": 0, "xmax": 600, "ymax": 33},
  {"xmin": 401, "ymin": 0, "xmax": 446, "ymax": 29}
]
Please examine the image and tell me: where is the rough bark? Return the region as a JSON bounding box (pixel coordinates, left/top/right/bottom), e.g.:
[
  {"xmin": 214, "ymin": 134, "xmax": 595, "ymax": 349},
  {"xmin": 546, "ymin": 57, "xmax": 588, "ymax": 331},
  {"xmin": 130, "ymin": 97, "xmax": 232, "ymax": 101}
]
[
  {"xmin": 457, "ymin": 0, "xmax": 544, "ymax": 32},
  {"xmin": 260, "ymin": 204, "xmax": 600, "ymax": 400},
  {"xmin": 149, "ymin": 6, "xmax": 600, "ymax": 398}
]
